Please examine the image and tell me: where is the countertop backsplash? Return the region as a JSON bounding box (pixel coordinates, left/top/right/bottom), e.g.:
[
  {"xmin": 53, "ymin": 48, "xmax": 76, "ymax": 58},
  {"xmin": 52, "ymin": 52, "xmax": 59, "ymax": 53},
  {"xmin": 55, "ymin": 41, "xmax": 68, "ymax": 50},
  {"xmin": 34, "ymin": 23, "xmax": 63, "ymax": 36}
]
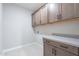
[{"xmin": 52, "ymin": 33, "xmax": 79, "ymax": 39}]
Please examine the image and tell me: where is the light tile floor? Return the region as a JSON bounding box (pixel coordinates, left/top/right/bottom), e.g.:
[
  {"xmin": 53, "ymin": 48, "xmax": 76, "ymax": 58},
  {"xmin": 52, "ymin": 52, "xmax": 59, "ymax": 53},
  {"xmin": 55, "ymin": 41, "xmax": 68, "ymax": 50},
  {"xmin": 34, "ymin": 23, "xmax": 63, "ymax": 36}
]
[{"xmin": 4, "ymin": 43, "xmax": 43, "ymax": 56}]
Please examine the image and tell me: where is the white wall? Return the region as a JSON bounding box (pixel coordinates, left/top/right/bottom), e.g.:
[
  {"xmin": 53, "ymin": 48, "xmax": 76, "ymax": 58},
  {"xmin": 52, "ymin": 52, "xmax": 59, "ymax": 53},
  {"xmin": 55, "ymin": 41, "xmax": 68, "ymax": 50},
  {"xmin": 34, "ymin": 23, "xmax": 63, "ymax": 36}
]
[
  {"xmin": 3, "ymin": 4, "xmax": 36, "ymax": 50},
  {"xmin": 35, "ymin": 18, "xmax": 79, "ymax": 45},
  {"xmin": 0, "ymin": 3, "xmax": 2, "ymax": 54},
  {"xmin": 35, "ymin": 18, "xmax": 79, "ymax": 35}
]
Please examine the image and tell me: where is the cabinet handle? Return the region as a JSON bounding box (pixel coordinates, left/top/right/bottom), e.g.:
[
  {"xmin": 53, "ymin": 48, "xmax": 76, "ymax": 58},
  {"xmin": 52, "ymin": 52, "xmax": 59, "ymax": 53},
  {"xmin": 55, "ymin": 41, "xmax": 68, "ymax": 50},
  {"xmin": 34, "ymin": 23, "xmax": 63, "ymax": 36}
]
[
  {"xmin": 46, "ymin": 41, "xmax": 50, "ymax": 43},
  {"xmin": 60, "ymin": 45, "xmax": 68, "ymax": 49},
  {"xmin": 52, "ymin": 48, "xmax": 56, "ymax": 55}
]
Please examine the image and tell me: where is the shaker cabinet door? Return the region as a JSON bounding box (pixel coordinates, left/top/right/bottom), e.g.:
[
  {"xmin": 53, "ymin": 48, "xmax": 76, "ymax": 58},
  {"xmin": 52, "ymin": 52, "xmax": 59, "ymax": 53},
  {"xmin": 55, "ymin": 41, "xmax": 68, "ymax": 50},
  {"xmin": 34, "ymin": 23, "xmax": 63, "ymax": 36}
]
[
  {"xmin": 35, "ymin": 10, "xmax": 41, "ymax": 25},
  {"xmin": 74, "ymin": 3, "xmax": 79, "ymax": 18},
  {"xmin": 44, "ymin": 43, "xmax": 56, "ymax": 56},
  {"xmin": 41, "ymin": 5, "xmax": 48, "ymax": 24},
  {"xmin": 62, "ymin": 3, "xmax": 74, "ymax": 20},
  {"xmin": 56, "ymin": 48, "xmax": 76, "ymax": 56},
  {"xmin": 48, "ymin": 3, "xmax": 62, "ymax": 23},
  {"xmin": 32, "ymin": 14, "xmax": 36, "ymax": 27}
]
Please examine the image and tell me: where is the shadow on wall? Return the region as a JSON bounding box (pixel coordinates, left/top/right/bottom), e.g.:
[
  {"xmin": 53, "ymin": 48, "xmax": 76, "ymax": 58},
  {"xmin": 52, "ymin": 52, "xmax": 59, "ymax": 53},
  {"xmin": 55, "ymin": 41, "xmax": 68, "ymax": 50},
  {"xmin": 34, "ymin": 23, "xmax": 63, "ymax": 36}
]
[{"xmin": 35, "ymin": 18, "xmax": 79, "ymax": 38}]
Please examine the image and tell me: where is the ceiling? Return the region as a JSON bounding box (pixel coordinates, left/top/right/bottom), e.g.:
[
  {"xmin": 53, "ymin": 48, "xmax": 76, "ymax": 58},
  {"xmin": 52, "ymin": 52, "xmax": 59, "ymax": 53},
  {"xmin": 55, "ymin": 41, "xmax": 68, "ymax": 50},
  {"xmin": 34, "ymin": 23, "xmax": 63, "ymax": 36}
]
[{"xmin": 16, "ymin": 3, "xmax": 45, "ymax": 13}]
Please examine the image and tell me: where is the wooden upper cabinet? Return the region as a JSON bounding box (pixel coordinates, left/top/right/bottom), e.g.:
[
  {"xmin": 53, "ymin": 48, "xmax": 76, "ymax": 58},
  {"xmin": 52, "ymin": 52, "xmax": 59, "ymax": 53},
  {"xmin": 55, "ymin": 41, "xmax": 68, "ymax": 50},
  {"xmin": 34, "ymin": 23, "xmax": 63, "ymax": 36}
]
[
  {"xmin": 74, "ymin": 3, "xmax": 79, "ymax": 18},
  {"xmin": 48, "ymin": 3, "xmax": 62, "ymax": 23},
  {"xmin": 40, "ymin": 5, "xmax": 48, "ymax": 24},
  {"xmin": 32, "ymin": 14, "xmax": 36, "ymax": 27},
  {"xmin": 35, "ymin": 9, "xmax": 41, "ymax": 25},
  {"xmin": 32, "ymin": 3, "xmax": 79, "ymax": 27},
  {"xmin": 62, "ymin": 3, "xmax": 74, "ymax": 20}
]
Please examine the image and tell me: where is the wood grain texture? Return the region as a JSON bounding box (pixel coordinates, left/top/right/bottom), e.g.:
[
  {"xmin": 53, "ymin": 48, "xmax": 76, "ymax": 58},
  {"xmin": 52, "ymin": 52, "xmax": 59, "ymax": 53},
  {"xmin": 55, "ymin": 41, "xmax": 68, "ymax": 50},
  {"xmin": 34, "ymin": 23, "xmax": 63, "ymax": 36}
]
[
  {"xmin": 62, "ymin": 3, "xmax": 74, "ymax": 20},
  {"xmin": 48, "ymin": 3, "xmax": 60, "ymax": 23},
  {"xmin": 40, "ymin": 5, "xmax": 48, "ymax": 24},
  {"xmin": 43, "ymin": 38, "xmax": 79, "ymax": 56}
]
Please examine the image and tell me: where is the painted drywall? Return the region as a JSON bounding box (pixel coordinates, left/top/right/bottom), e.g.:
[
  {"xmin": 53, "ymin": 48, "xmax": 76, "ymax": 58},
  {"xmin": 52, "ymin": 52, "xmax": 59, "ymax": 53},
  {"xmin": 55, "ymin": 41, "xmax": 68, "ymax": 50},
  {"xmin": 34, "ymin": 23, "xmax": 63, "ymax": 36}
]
[
  {"xmin": 35, "ymin": 18, "xmax": 79, "ymax": 35},
  {"xmin": 35, "ymin": 19, "xmax": 79, "ymax": 45},
  {"xmin": 36, "ymin": 34, "xmax": 43, "ymax": 45},
  {"xmin": 0, "ymin": 3, "xmax": 2, "ymax": 54},
  {"xmin": 3, "ymin": 4, "xmax": 36, "ymax": 50}
]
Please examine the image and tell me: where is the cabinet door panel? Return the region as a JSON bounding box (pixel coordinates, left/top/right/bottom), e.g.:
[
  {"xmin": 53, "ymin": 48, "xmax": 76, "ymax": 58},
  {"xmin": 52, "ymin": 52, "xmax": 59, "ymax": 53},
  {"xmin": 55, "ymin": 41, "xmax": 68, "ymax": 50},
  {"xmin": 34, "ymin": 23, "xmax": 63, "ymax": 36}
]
[
  {"xmin": 74, "ymin": 3, "xmax": 79, "ymax": 18},
  {"xmin": 62, "ymin": 3, "xmax": 74, "ymax": 20},
  {"xmin": 44, "ymin": 43, "xmax": 56, "ymax": 56},
  {"xmin": 41, "ymin": 5, "xmax": 48, "ymax": 24},
  {"xmin": 56, "ymin": 48, "xmax": 76, "ymax": 56},
  {"xmin": 48, "ymin": 3, "xmax": 61, "ymax": 23},
  {"xmin": 32, "ymin": 14, "xmax": 36, "ymax": 27},
  {"xmin": 35, "ymin": 10, "xmax": 41, "ymax": 25}
]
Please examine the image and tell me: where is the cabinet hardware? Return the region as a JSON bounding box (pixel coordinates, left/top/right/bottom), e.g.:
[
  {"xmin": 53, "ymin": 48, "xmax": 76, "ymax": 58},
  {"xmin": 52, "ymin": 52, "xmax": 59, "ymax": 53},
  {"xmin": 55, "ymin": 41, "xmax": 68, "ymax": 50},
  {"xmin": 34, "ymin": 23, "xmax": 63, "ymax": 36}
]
[
  {"xmin": 60, "ymin": 45, "xmax": 68, "ymax": 49},
  {"xmin": 52, "ymin": 48, "xmax": 56, "ymax": 55}
]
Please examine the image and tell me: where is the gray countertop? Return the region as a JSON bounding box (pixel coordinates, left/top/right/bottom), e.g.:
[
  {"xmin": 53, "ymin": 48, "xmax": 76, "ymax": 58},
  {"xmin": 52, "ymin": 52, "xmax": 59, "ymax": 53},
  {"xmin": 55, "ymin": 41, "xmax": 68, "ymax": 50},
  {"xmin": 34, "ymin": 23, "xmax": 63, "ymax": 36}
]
[{"xmin": 38, "ymin": 34, "xmax": 79, "ymax": 47}]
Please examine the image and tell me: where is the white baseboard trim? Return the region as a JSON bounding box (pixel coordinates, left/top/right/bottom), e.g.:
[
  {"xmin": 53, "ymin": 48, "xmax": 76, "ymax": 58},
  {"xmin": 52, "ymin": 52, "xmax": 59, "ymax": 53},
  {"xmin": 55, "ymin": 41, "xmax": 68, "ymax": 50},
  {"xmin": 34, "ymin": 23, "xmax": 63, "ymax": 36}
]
[{"xmin": 2, "ymin": 42, "xmax": 37, "ymax": 54}]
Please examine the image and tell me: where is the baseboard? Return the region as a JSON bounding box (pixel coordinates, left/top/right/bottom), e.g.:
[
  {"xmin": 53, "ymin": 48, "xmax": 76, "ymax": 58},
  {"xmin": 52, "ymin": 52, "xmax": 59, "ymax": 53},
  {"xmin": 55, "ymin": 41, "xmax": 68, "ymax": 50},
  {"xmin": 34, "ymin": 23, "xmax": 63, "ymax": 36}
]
[{"xmin": 2, "ymin": 42, "xmax": 36, "ymax": 54}]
